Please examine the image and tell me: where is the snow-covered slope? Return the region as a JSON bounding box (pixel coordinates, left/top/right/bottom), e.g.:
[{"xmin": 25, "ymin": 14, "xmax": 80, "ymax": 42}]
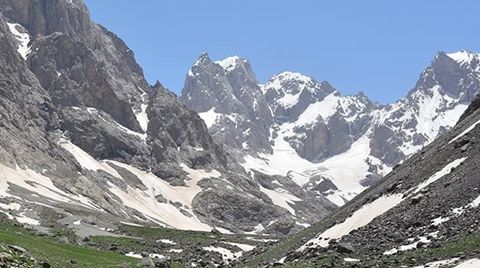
[{"xmin": 182, "ymin": 50, "xmax": 480, "ymax": 207}]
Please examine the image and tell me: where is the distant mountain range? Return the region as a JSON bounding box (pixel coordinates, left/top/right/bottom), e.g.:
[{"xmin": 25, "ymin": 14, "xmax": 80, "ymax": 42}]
[{"xmin": 181, "ymin": 50, "xmax": 480, "ymax": 206}]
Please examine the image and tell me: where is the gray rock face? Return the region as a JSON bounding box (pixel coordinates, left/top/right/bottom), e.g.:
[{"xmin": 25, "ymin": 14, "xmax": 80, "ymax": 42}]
[
  {"xmin": 181, "ymin": 54, "xmax": 273, "ymax": 153},
  {"xmin": 182, "ymin": 51, "xmax": 480, "ymax": 206},
  {"xmin": 0, "ymin": 0, "xmax": 336, "ymax": 236},
  {"xmin": 2, "ymin": 0, "xmax": 148, "ymax": 132}
]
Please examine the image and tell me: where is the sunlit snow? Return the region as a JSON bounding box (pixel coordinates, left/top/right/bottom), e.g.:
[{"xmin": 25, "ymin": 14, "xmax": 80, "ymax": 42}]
[{"xmin": 6, "ymin": 23, "xmax": 31, "ymax": 60}]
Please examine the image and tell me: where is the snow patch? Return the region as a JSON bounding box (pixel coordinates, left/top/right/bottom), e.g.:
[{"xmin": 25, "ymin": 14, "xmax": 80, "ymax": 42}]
[
  {"xmin": 413, "ymin": 157, "xmax": 467, "ymax": 194},
  {"xmin": 59, "ymin": 138, "xmax": 122, "ymax": 179},
  {"xmin": 454, "ymin": 258, "xmax": 480, "ymax": 268},
  {"xmin": 135, "ymin": 103, "xmax": 149, "ymax": 132},
  {"xmin": 412, "ymin": 258, "xmax": 460, "ymax": 268},
  {"xmin": 106, "ymin": 161, "xmax": 215, "ymax": 231},
  {"xmin": 157, "ymin": 239, "xmax": 176, "ymax": 245},
  {"xmin": 299, "ymin": 194, "xmax": 404, "ymax": 250},
  {"xmin": 225, "ymin": 242, "xmax": 256, "ymax": 252},
  {"xmin": 0, "ymin": 163, "xmax": 101, "ymax": 211},
  {"xmin": 447, "ymin": 50, "xmax": 480, "ymax": 65},
  {"xmin": 199, "ymin": 108, "xmax": 222, "ymax": 128},
  {"xmin": 449, "ymin": 118, "xmax": 480, "ymax": 144},
  {"xmin": 259, "ymin": 186, "xmax": 300, "ymax": 215},
  {"xmin": 216, "ymin": 56, "xmax": 242, "ymax": 72},
  {"xmin": 7, "ymin": 23, "xmax": 31, "ymax": 60}
]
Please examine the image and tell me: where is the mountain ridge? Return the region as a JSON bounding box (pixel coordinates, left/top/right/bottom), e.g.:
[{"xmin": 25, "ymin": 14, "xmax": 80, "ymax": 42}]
[
  {"xmin": 0, "ymin": 0, "xmax": 335, "ymax": 237},
  {"xmin": 181, "ymin": 50, "xmax": 480, "ymax": 206}
]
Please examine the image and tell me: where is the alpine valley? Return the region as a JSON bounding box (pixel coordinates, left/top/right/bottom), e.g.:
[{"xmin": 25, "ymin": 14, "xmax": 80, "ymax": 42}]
[{"xmin": 0, "ymin": 0, "xmax": 479, "ymax": 267}]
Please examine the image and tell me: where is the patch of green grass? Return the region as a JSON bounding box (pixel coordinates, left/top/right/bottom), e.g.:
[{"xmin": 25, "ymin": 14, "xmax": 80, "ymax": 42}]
[{"xmin": 0, "ymin": 220, "xmax": 139, "ymax": 268}]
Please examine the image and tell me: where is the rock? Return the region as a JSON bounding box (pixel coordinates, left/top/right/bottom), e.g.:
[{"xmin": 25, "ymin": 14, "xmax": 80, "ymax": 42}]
[
  {"xmin": 336, "ymin": 243, "xmax": 355, "ymax": 254},
  {"xmin": 140, "ymin": 257, "xmax": 155, "ymax": 267},
  {"xmin": 0, "ymin": 252, "xmax": 12, "ymax": 262},
  {"xmin": 411, "ymin": 194, "xmax": 424, "ymax": 204},
  {"xmin": 8, "ymin": 245, "xmax": 26, "ymax": 253}
]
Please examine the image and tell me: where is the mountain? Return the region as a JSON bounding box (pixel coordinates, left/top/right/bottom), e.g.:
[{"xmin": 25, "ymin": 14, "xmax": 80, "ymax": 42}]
[
  {"xmin": 242, "ymin": 93, "xmax": 480, "ymax": 267},
  {"xmin": 0, "ymin": 0, "xmax": 336, "ymax": 237},
  {"xmin": 181, "ymin": 50, "xmax": 480, "ymax": 206}
]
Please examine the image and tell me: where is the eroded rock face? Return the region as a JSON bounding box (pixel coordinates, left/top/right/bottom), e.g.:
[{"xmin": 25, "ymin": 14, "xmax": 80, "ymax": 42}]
[
  {"xmin": 181, "ymin": 54, "xmax": 273, "ymax": 153},
  {"xmin": 0, "ymin": 0, "xmax": 336, "ymax": 235}
]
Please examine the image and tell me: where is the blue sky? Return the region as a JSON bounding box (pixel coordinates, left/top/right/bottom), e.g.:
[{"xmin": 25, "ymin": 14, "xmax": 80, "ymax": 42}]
[{"xmin": 84, "ymin": 0, "xmax": 480, "ymax": 104}]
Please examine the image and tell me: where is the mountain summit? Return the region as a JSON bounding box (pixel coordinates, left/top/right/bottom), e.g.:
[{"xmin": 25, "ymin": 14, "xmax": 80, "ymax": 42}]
[{"xmin": 181, "ymin": 50, "xmax": 480, "ymax": 206}]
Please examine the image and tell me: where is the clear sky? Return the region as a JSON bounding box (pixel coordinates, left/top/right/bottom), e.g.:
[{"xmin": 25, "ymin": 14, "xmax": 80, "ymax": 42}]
[{"xmin": 84, "ymin": 0, "xmax": 480, "ymax": 104}]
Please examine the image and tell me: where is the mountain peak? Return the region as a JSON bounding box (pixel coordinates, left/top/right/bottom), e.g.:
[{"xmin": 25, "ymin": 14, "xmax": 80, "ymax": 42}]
[{"xmin": 193, "ymin": 52, "xmax": 213, "ymax": 66}]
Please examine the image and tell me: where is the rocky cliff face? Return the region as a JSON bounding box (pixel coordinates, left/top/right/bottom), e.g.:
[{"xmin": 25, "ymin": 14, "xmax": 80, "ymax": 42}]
[
  {"xmin": 181, "ymin": 54, "xmax": 273, "ymax": 153},
  {"xmin": 0, "ymin": 0, "xmax": 336, "ymax": 237},
  {"xmin": 182, "ymin": 51, "xmax": 480, "ymax": 206}
]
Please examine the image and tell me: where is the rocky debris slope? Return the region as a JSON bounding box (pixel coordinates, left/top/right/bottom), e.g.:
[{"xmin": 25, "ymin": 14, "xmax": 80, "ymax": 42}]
[
  {"xmin": 0, "ymin": 0, "xmax": 336, "ymax": 236},
  {"xmin": 256, "ymin": 94, "xmax": 480, "ymax": 267},
  {"xmin": 182, "ymin": 50, "xmax": 480, "ymax": 206}
]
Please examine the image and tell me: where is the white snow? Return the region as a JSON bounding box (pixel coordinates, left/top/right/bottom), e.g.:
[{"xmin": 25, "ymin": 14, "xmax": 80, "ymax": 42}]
[
  {"xmin": 344, "ymin": 258, "xmax": 360, "ymax": 262},
  {"xmin": 0, "ymin": 163, "xmax": 101, "ymax": 211},
  {"xmin": 120, "ymin": 221, "xmax": 144, "ymax": 227},
  {"xmin": 216, "ymin": 56, "xmax": 242, "ymax": 72},
  {"xmin": 149, "ymin": 254, "xmax": 165, "ymax": 259},
  {"xmin": 454, "ymin": 258, "xmax": 480, "ymax": 268},
  {"xmin": 413, "ymin": 157, "xmax": 467, "ymax": 194},
  {"xmin": 259, "ymin": 186, "xmax": 300, "ymax": 215},
  {"xmin": 59, "ymin": 138, "xmax": 122, "ymax": 179},
  {"xmin": 447, "ymin": 50, "xmax": 480, "ymax": 65},
  {"xmin": 243, "ymin": 130, "xmax": 371, "ymax": 206},
  {"xmin": 125, "ymin": 252, "xmax": 142, "ymax": 259},
  {"xmin": 6, "ymin": 23, "xmax": 31, "ymax": 60},
  {"xmin": 244, "ymin": 223, "xmax": 265, "ymax": 234},
  {"xmin": 262, "ymin": 71, "xmax": 316, "ymax": 108},
  {"xmin": 468, "ymin": 194, "xmax": 480, "ymax": 208},
  {"xmin": 157, "ymin": 239, "xmax": 176, "ymax": 245},
  {"xmin": 73, "ymin": 220, "xmax": 82, "ymax": 225},
  {"xmin": 179, "ymin": 163, "xmax": 221, "ymax": 206},
  {"xmin": 225, "ymin": 242, "xmax": 256, "ymax": 252},
  {"xmin": 449, "ymin": 118, "xmax": 480, "ymax": 144},
  {"xmin": 135, "ymin": 103, "xmax": 149, "ymax": 132},
  {"xmin": 15, "ymin": 213, "xmax": 40, "ymax": 226},
  {"xmin": 383, "ymin": 236, "xmax": 431, "ymax": 255},
  {"xmin": 412, "ymin": 258, "xmax": 460, "ymax": 268},
  {"xmin": 199, "ymin": 108, "xmax": 222, "ymax": 128},
  {"xmin": 412, "ymin": 86, "xmax": 468, "ymax": 143},
  {"xmin": 0, "ymin": 202, "xmax": 21, "ymax": 211},
  {"xmin": 106, "ymin": 160, "xmax": 219, "ymax": 231},
  {"xmin": 168, "ymin": 249, "xmax": 183, "ymax": 253},
  {"xmin": 295, "ymin": 93, "xmax": 339, "ymax": 125},
  {"xmin": 216, "ymin": 227, "xmax": 233, "ymax": 234},
  {"xmin": 299, "ymin": 194, "xmax": 404, "ymax": 250},
  {"xmin": 431, "ymin": 216, "xmax": 450, "ymax": 226}
]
